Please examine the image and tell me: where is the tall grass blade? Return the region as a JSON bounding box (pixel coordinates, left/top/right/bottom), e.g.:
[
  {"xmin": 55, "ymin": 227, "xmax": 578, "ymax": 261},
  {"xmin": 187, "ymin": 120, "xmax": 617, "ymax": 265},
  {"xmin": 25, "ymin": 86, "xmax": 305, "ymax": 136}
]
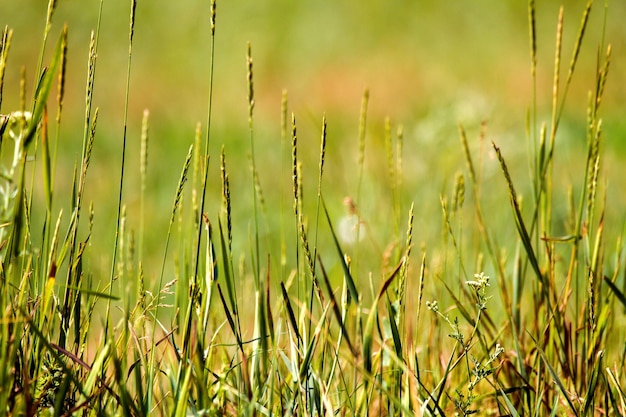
[
  {"xmin": 354, "ymin": 89, "xmax": 369, "ymax": 279},
  {"xmin": 492, "ymin": 142, "xmax": 546, "ymax": 291},
  {"xmin": 321, "ymin": 197, "xmax": 359, "ymax": 303},
  {"xmin": 356, "ymin": 89, "xmax": 369, "ymax": 208},
  {"xmin": 605, "ymin": 368, "xmax": 626, "ymax": 414},
  {"xmin": 0, "ymin": 27, "xmax": 14, "ymax": 110},
  {"xmin": 218, "ymin": 218, "xmax": 240, "ymax": 335},
  {"xmin": 363, "ymin": 260, "xmax": 402, "ymax": 375},
  {"xmin": 528, "ymin": 0, "xmax": 537, "ymax": 79},
  {"xmin": 193, "ymin": 0, "xmax": 217, "ymax": 313},
  {"xmin": 106, "ymin": 0, "xmax": 136, "ymax": 335},
  {"xmin": 299, "ymin": 304, "xmax": 329, "ymax": 382},
  {"xmin": 533, "ymin": 334, "xmax": 579, "ymax": 415},
  {"xmin": 139, "ymin": 109, "xmax": 149, "ymax": 262},
  {"xmin": 548, "ymin": 6, "xmax": 563, "ymax": 148},
  {"xmin": 317, "ymin": 255, "xmax": 356, "ymax": 355},
  {"xmin": 582, "ymin": 350, "xmax": 603, "ymax": 416},
  {"xmin": 499, "ymin": 387, "xmax": 521, "ymax": 417},
  {"xmin": 281, "ymin": 281, "xmax": 302, "ymax": 346},
  {"xmin": 81, "ymin": 342, "xmax": 110, "ymax": 402},
  {"xmin": 307, "ymin": 114, "xmax": 327, "ymax": 341},
  {"xmin": 246, "ymin": 42, "xmax": 260, "ymax": 284},
  {"xmin": 23, "ymin": 31, "xmax": 63, "ymax": 148},
  {"xmin": 559, "ymin": 1, "xmax": 593, "ymax": 121},
  {"xmin": 174, "ymin": 366, "xmax": 193, "ymax": 417},
  {"xmin": 41, "ymin": 93, "xmax": 52, "ymax": 211},
  {"xmin": 385, "ymin": 295, "xmax": 402, "ymax": 361}
]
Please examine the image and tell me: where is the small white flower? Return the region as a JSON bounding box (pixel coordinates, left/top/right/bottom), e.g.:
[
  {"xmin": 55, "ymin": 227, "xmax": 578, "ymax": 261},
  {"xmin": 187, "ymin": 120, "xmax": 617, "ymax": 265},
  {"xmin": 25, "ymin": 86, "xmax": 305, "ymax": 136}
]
[
  {"xmin": 338, "ymin": 197, "xmax": 363, "ymax": 245},
  {"xmin": 338, "ymin": 213, "xmax": 363, "ymax": 245},
  {"xmin": 426, "ymin": 300, "xmax": 439, "ymax": 312}
]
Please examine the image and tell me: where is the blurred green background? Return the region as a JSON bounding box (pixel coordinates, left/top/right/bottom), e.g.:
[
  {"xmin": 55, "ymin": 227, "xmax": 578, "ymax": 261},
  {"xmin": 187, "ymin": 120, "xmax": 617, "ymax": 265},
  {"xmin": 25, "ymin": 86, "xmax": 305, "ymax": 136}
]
[{"xmin": 1, "ymin": 0, "xmax": 625, "ymax": 283}]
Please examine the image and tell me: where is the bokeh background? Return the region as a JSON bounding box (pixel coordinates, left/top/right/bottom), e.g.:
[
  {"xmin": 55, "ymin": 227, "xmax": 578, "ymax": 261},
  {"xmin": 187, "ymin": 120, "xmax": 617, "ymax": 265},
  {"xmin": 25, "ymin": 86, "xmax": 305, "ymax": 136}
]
[{"xmin": 1, "ymin": 0, "xmax": 625, "ymax": 283}]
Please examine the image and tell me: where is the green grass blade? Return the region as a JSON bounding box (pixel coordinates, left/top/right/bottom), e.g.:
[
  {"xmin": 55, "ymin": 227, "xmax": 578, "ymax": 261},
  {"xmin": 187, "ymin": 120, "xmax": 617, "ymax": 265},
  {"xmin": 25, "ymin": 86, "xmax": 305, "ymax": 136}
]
[
  {"xmin": 174, "ymin": 365, "xmax": 193, "ymax": 417},
  {"xmin": 363, "ymin": 260, "xmax": 402, "ymax": 374},
  {"xmin": 492, "ymin": 142, "xmax": 546, "ymax": 290},
  {"xmin": 23, "ymin": 30, "xmax": 63, "ymax": 148},
  {"xmin": 532, "ymin": 334, "xmax": 579, "ymax": 415},
  {"xmin": 499, "ymin": 386, "xmax": 521, "ymax": 417},
  {"xmin": 217, "ymin": 283, "xmax": 242, "ymax": 349},
  {"xmin": 59, "ymin": 284, "xmax": 119, "ymax": 300},
  {"xmin": 82, "ymin": 345, "xmax": 110, "ymax": 400},
  {"xmin": 52, "ymin": 373, "xmax": 71, "ymax": 417},
  {"xmin": 218, "ymin": 218, "xmax": 240, "ymax": 334},
  {"xmin": 605, "ymin": 368, "xmax": 626, "ymax": 414},
  {"xmin": 317, "ymin": 255, "xmax": 357, "ymax": 356},
  {"xmin": 321, "ymin": 196, "xmax": 359, "ymax": 303},
  {"xmin": 582, "ymin": 350, "xmax": 603, "ymax": 416},
  {"xmin": 281, "ymin": 281, "xmax": 302, "ymax": 346},
  {"xmin": 299, "ymin": 304, "xmax": 329, "ymax": 382},
  {"xmin": 0, "ymin": 28, "xmax": 14, "ymax": 110},
  {"xmin": 604, "ymin": 276, "xmax": 626, "ymax": 309},
  {"xmin": 385, "ymin": 294, "xmax": 402, "ymax": 361}
]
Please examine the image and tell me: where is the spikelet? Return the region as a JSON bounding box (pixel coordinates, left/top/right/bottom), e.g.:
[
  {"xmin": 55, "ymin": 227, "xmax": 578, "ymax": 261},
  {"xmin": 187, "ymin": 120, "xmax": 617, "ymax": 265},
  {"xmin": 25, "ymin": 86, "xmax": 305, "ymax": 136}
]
[
  {"xmin": 56, "ymin": 25, "xmax": 67, "ymax": 124},
  {"xmin": 0, "ymin": 28, "xmax": 14, "ymax": 109},
  {"xmin": 210, "ymin": 0, "xmax": 217, "ymax": 36},
  {"xmin": 172, "ymin": 145, "xmax": 194, "ymax": 219},
  {"xmin": 220, "ymin": 146, "xmax": 232, "ymax": 248}
]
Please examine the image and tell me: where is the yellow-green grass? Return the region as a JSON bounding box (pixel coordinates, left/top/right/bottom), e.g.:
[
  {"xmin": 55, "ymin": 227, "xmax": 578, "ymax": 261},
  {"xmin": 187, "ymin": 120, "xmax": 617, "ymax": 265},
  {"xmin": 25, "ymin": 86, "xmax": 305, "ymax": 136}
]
[{"xmin": 0, "ymin": 0, "xmax": 625, "ymax": 415}]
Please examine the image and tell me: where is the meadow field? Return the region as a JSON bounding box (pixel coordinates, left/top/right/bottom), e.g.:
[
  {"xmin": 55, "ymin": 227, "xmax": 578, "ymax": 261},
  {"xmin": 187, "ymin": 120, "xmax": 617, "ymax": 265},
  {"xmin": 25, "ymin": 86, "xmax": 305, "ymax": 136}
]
[{"xmin": 1, "ymin": 0, "xmax": 625, "ymax": 415}]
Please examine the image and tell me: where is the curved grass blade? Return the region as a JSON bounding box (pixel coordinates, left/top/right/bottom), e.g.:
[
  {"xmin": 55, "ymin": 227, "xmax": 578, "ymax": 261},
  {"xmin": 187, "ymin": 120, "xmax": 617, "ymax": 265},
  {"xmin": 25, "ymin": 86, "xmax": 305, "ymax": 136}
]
[
  {"xmin": 281, "ymin": 281, "xmax": 302, "ymax": 346},
  {"xmin": 317, "ymin": 254, "xmax": 356, "ymax": 355},
  {"xmin": 499, "ymin": 386, "xmax": 521, "ymax": 417},
  {"xmin": 385, "ymin": 294, "xmax": 402, "ymax": 361},
  {"xmin": 299, "ymin": 304, "xmax": 329, "ymax": 382},
  {"xmin": 59, "ymin": 283, "xmax": 120, "ymax": 300},
  {"xmin": 81, "ymin": 342, "xmax": 110, "ymax": 402},
  {"xmin": 321, "ymin": 196, "xmax": 359, "ymax": 303},
  {"xmin": 492, "ymin": 142, "xmax": 546, "ymax": 291},
  {"xmin": 604, "ymin": 276, "xmax": 626, "ymax": 309},
  {"xmin": 530, "ymin": 332, "xmax": 579, "ymax": 415},
  {"xmin": 363, "ymin": 260, "xmax": 402, "ymax": 375},
  {"xmin": 582, "ymin": 350, "xmax": 603, "ymax": 416},
  {"xmin": 23, "ymin": 31, "xmax": 64, "ymax": 147}
]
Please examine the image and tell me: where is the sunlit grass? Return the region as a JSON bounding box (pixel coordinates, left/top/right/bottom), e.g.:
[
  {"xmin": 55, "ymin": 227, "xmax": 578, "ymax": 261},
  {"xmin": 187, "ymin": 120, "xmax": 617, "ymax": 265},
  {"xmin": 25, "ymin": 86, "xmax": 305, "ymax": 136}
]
[{"xmin": 0, "ymin": 0, "xmax": 625, "ymax": 415}]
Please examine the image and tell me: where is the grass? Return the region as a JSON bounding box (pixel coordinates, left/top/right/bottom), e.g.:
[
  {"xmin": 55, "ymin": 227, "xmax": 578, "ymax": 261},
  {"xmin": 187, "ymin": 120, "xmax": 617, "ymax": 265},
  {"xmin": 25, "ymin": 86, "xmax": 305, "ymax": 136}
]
[{"xmin": 1, "ymin": 0, "xmax": 626, "ymax": 415}]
